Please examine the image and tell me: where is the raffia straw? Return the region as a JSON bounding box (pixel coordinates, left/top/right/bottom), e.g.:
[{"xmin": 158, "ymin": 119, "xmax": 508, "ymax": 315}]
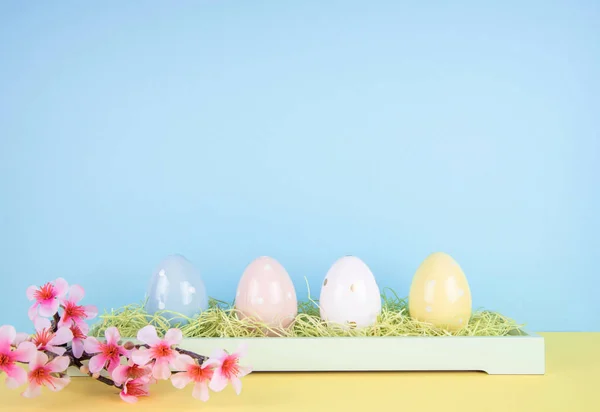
[{"xmin": 90, "ymin": 285, "xmax": 525, "ymax": 338}]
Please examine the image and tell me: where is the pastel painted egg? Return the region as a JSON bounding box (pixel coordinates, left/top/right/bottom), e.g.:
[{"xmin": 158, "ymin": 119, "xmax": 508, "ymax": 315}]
[
  {"xmin": 408, "ymin": 252, "xmax": 472, "ymax": 331},
  {"xmin": 319, "ymin": 256, "xmax": 382, "ymax": 329},
  {"xmin": 145, "ymin": 254, "xmax": 208, "ymax": 324},
  {"xmin": 235, "ymin": 256, "xmax": 298, "ymax": 332}
]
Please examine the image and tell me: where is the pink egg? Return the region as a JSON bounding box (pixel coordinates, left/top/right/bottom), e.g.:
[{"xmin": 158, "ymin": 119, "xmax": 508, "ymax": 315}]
[{"xmin": 235, "ymin": 256, "xmax": 298, "ymax": 333}]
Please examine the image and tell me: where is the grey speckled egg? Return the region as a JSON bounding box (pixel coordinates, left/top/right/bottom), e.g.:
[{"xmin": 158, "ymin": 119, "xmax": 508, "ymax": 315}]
[{"xmin": 144, "ymin": 254, "xmax": 208, "ymax": 324}]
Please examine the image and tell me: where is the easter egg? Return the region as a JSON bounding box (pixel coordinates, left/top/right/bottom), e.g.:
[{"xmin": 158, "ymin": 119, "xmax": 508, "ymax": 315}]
[
  {"xmin": 145, "ymin": 254, "xmax": 208, "ymax": 324},
  {"xmin": 319, "ymin": 256, "xmax": 382, "ymax": 330},
  {"xmin": 408, "ymin": 252, "xmax": 472, "ymax": 331},
  {"xmin": 234, "ymin": 256, "xmax": 298, "ymax": 333}
]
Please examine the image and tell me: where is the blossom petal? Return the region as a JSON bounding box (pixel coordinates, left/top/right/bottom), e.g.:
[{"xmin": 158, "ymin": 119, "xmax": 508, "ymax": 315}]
[
  {"xmin": 172, "ymin": 354, "xmax": 195, "ymax": 371},
  {"xmin": 22, "ymin": 383, "xmax": 42, "ymax": 398},
  {"xmin": 47, "ymin": 376, "xmax": 70, "ymax": 391},
  {"xmin": 50, "ymin": 327, "xmax": 73, "ymax": 346},
  {"xmin": 26, "ymin": 286, "xmax": 37, "ymax": 301},
  {"xmin": 83, "ymin": 337, "xmax": 102, "ymax": 354},
  {"xmin": 53, "ymin": 278, "xmax": 69, "ymax": 298},
  {"xmin": 13, "ymin": 341, "xmax": 37, "ymax": 363},
  {"xmin": 72, "ymin": 340, "xmax": 84, "ymax": 358},
  {"xmin": 29, "ymin": 351, "xmax": 48, "ymax": 370},
  {"xmin": 14, "ymin": 332, "xmax": 30, "ymax": 346},
  {"xmin": 68, "ymin": 285, "xmax": 85, "ymax": 302},
  {"xmin": 38, "ymin": 299, "xmax": 60, "ymax": 317},
  {"xmin": 193, "ymin": 381, "xmax": 210, "ymax": 402},
  {"xmin": 78, "ymin": 322, "xmax": 90, "ymax": 335},
  {"xmin": 201, "ymin": 359, "xmax": 220, "ymax": 369},
  {"xmin": 48, "ymin": 356, "xmax": 70, "ymax": 373},
  {"xmin": 231, "ymin": 376, "xmax": 242, "ymax": 395},
  {"xmin": 118, "ymin": 347, "xmax": 131, "ymax": 359},
  {"xmin": 112, "ymin": 365, "xmax": 129, "ymax": 386},
  {"xmin": 4, "ymin": 364, "xmax": 27, "ymax": 388},
  {"xmin": 84, "ymin": 305, "xmax": 98, "ymax": 320},
  {"xmin": 120, "ymin": 392, "xmax": 138, "ymax": 403},
  {"xmin": 107, "ymin": 358, "xmax": 121, "ymax": 373},
  {"xmin": 137, "ymin": 325, "xmax": 160, "ymax": 346},
  {"xmin": 34, "ymin": 317, "xmax": 52, "ymax": 332},
  {"xmin": 234, "ymin": 342, "xmax": 248, "ymax": 358},
  {"xmin": 152, "ymin": 359, "xmax": 171, "ymax": 380},
  {"xmin": 208, "ymin": 348, "xmax": 229, "ymax": 363},
  {"xmin": 164, "ymin": 328, "xmax": 183, "ymax": 346},
  {"xmin": 131, "ymin": 349, "xmax": 153, "ymax": 366},
  {"xmin": 208, "ymin": 368, "xmax": 228, "ymax": 392},
  {"xmin": 0, "ymin": 325, "xmax": 16, "ymax": 351},
  {"xmin": 238, "ymin": 365, "xmax": 253, "ymax": 378},
  {"xmin": 88, "ymin": 354, "xmax": 107, "ymax": 374},
  {"xmin": 28, "ymin": 304, "xmax": 39, "ymax": 321},
  {"xmin": 48, "ymin": 345, "xmax": 66, "ymax": 356},
  {"xmin": 104, "ymin": 327, "xmax": 120, "ymax": 345},
  {"xmin": 170, "ymin": 372, "xmax": 192, "ymax": 389}
]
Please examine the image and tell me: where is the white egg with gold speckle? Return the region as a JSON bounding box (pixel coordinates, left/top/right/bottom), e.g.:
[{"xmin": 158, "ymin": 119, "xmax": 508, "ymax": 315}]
[{"xmin": 319, "ymin": 256, "xmax": 382, "ymax": 330}]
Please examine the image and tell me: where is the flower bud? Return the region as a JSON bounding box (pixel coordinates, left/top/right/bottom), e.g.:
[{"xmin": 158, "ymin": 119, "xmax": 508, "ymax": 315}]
[
  {"xmin": 92, "ymin": 372, "xmax": 100, "ymax": 379},
  {"xmin": 123, "ymin": 341, "xmax": 135, "ymax": 350},
  {"xmin": 80, "ymin": 365, "xmax": 90, "ymax": 374}
]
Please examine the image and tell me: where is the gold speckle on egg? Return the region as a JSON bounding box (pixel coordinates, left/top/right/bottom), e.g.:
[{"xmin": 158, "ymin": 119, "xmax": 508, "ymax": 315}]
[{"xmin": 323, "ymin": 278, "xmax": 328, "ymax": 286}]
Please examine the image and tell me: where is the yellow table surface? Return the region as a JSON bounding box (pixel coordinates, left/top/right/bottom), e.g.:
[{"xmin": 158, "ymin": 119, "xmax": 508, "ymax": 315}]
[{"xmin": 1, "ymin": 333, "xmax": 598, "ymax": 412}]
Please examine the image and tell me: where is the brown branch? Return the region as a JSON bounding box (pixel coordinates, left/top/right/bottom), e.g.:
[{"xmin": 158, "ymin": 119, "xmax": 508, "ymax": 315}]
[
  {"xmin": 175, "ymin": 347, "xmax": 207, "ymax": 364},
  {"xmin": 65, "ymin": 348, "xmax": 118, "ymax": 388},
  {"xmin": 133, "ymin": 343, "xmax": 207, "ymax": 364},
  {"xmin": 51, "ymin": 313, "xmax": 61, "ymax": 333}
]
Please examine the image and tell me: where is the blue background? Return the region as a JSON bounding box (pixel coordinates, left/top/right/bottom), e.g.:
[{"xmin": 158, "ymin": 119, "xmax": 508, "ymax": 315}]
[{"xmin": 1, "ymin": 1, "xmax": 598, "ymax": 333}]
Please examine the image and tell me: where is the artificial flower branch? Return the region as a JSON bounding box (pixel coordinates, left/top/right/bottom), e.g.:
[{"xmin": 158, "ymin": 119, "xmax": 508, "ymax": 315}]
[
  {"xmin": 64, "ymin": 344, "xmax": 207, "ymax": 389},
  {"xmin": 0, "ymin": 278, "xmax": 252, "ymax": 403}
]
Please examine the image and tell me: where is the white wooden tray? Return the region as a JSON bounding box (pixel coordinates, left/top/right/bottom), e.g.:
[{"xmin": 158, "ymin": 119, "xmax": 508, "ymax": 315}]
[{"xmin": 70, "ymin": 331, "xmax": 545, "ymax": 376}]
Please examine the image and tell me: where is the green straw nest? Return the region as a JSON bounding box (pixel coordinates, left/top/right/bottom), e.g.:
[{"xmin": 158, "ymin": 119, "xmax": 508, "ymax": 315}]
[{"xmin": 90, "ymin": 288, "xmax": 525, "ymax": 338}]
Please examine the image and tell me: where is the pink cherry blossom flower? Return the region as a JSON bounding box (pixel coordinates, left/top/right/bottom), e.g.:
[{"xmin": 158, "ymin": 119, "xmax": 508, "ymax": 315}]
[
  {"xmin": 205, "ymin": 343, "xmax": 252, "ymax": 395},
  {"xmin": 58, "ymin": 285, "xmax": 98, "ymax": 328},
  {"xmin": 171, "ymin": 355, "xmax": 214, "ymax": 401},
  {"xmin": 0, "ymin": 325, "xmax": 37, "ymax": 389},
  {"xmin": 84, "ymin": 327, "xmax": 129, "ymax": 374},
  {"xmin": 120, "ymin": 377, "xmax": 150, "ymax": 403},
  {"xmin": 22, "ymin": 351, "xmax": 70, "ymax": 398},
  {"xmin": 112, "ymin": 359, "xmax": 151, "ymax": 386},
  {"xmin": 31, "ymin": 318, "xmax": 73, "ymax": 356},
  {"xmin": 131, "ymin": 325, "xmax": 182, "ymax": 380},
  {"xmin": 26, "ymin": 278, "xmax": 69, "ymax": 320},
  {"xmin": 69, "ymin": 321, "xmax": 89, "ymax": 359}
]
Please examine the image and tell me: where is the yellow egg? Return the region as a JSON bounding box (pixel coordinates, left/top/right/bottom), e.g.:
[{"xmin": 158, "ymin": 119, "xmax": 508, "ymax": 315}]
[{"xmin": 408, "ymin": 252, "xmax": 472, "ymax": 331}]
